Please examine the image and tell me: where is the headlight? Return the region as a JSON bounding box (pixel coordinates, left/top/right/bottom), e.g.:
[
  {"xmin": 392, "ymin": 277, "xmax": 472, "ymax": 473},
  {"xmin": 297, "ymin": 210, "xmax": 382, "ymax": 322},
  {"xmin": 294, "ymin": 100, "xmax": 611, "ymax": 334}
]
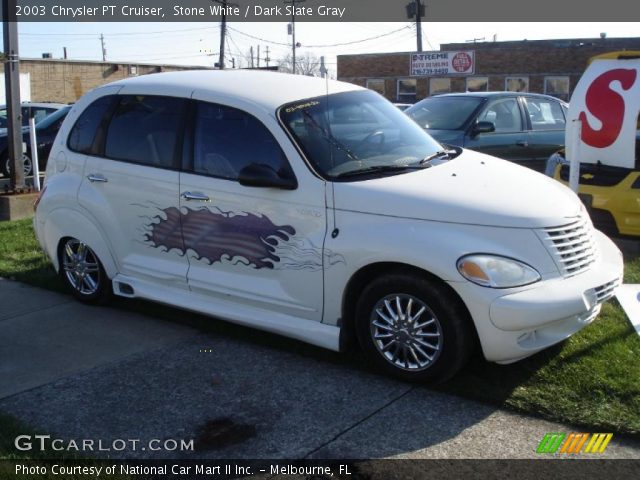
[{"xmin": 457, "ymin": 254, "xmax": 541, "ymax": 288}]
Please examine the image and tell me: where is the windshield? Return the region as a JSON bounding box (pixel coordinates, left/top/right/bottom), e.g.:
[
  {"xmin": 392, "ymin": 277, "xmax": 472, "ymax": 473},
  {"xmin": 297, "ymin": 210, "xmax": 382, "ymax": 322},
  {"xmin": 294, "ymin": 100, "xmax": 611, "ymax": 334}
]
[
  {"xmin": 405, "ymin": 96, "xmax": 483, "ymax": 130},
  {"xmin": 36, "ymin": 106, "xmax": 71, "ymax": 130},
  {"xmin": 279, "ymin": 90, "xmax": 445, "ymax": 180}
]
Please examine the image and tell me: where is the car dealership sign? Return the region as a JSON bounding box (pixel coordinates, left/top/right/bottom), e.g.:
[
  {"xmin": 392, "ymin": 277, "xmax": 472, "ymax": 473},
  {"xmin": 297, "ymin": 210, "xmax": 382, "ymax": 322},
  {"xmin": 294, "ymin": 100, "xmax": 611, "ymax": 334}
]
[{"xmin": 411, "ymin": 51, "xmax": 475, "ymax": 76}]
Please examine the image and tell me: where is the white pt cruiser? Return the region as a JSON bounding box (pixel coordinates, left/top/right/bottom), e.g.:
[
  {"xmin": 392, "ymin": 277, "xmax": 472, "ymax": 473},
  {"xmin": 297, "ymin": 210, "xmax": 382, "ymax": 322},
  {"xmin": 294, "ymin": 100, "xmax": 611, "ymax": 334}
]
[{"xmin": 34, "ymin": 71, "xmax": 623, "ymax": 382}]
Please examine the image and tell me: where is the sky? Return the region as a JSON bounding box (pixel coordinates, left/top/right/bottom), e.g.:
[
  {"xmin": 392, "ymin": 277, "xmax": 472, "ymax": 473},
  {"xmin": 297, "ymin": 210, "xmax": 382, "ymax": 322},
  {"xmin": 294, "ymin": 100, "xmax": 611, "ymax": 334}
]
[{"xmin": 10, "ymin": 22, "xmax": 640, "ymax": 76}]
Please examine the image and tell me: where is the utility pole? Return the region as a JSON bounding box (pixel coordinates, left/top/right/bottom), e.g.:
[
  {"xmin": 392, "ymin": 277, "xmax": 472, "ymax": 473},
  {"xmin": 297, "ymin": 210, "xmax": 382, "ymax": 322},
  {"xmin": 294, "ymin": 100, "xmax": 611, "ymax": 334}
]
[
  {"xmin": 415, "ymin": 0, "xmax": 423, "ymax": 52},
  {"xmin": 250, "ymin": 46, "xmax": 254, "ymax": 68},
  {"xmin": 100, "ymin": 33, "xmax": 106, "ymax": 61},
  {"xmin": 212, "ymin": 0, "xmax": 233, "ymax": 69},
  {"xmin": 257, "ymin": 45, "xmax": 260, "ymax": 68},
  {"xmin": 265, "ymin": 46, "xmax": 271, "ymax": 67},
  {"xmin": 406, "ymin": 1, "xmax": 424, "ymax": 52},
  {"xmin": 284, "ymin": 0, "xmax": 305, "ymax": 74},
  {"xmin": 3, "ymin": 0, "xmax": 24, "ymax": 189}
]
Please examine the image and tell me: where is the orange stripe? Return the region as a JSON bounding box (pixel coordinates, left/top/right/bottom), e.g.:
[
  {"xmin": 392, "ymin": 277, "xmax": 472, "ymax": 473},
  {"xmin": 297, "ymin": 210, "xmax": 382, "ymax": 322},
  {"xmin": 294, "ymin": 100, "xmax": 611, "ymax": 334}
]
[
  {"xmin": 573, "ymin": 433, "xmax": 590, "ymax": 453},
  {"xmin": 560, "ymin": 433, "xmax": 575, "ymax": 453}
]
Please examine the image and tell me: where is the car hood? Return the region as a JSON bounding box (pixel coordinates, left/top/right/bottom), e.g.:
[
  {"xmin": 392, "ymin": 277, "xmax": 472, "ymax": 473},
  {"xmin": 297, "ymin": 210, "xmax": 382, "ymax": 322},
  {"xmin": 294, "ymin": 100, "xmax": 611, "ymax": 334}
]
[{"xmin": 332, "ymin": 150, "xmax": 582, "ymax": 229}]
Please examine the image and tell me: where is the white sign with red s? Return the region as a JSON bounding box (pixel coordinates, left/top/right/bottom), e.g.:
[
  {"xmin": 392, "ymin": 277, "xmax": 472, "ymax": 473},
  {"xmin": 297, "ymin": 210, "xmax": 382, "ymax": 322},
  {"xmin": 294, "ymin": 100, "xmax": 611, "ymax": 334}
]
[
  {"xmin": 567, "ymin": 59, "xmax": 640, "ymax": 169},
  {"xmin": 411, "ymin": 51, "xmax": 475, "ymax": 76}
]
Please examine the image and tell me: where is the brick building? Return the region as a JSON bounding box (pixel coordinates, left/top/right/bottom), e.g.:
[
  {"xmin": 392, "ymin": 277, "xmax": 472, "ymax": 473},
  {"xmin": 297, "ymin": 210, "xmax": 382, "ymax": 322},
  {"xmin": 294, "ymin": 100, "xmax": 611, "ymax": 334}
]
[
  {"xmin": 1, "ymin": 58, "xmax": 209, "ymax": 104},
  {"xmin": 337, "ymin": 37, "xmax": 640, "ymax": 103}
]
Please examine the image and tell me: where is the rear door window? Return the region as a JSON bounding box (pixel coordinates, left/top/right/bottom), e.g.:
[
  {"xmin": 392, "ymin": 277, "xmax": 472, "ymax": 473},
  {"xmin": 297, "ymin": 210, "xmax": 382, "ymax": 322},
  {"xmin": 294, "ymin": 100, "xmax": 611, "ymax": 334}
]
[
  {"xmin": 104, "ymin": 95, "xmax": 188, "ymax": 169},
  {"xmin": 524, "ymin": 97, "xmax": 567, "ymax": 131}
]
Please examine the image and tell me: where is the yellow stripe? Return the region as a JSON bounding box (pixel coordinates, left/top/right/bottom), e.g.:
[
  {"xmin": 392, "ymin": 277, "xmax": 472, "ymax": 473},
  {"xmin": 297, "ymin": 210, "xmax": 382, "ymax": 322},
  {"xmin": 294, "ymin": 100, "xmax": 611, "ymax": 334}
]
[
  {"xmin": 573, "ymin": 433, "xmax": 590, "ymax": 454},
  {"xmin": 598, "ymin": 433, "xmax": 613, "ymax": 453},
  {"xmin": 590, "ymin": 434, "xmax": 606, "ymax": 453},
  {"xmin": 584, "ymin": 434, "xmax": 598, "ymax": 453},
  {"xmin": 560, "ymin": 433, "xmax": 575, "ymax": 453}
]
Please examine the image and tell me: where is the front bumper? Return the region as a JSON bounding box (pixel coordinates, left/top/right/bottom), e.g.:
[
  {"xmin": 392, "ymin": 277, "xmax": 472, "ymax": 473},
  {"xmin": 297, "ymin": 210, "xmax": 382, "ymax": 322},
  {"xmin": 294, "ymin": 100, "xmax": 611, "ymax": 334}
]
[{"xmin": 449, "ymin": 230, "xmax": 623, "ymax": 363}]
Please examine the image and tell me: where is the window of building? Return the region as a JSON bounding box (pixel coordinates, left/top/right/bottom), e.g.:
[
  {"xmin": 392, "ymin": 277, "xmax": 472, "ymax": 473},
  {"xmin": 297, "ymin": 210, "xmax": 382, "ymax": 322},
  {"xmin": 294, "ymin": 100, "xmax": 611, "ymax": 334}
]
[
  {"xmin": 68, "ymin": 95, "xmax": 117, "ymax": 155},
  {"xmin": 192, "ymin": 101, "xmax": 293, "ymax": 182},
  {"xmin": 544, "ymin": 76, "xmax": 570, "ymax": 101},
  {"xmin": 505, "ymin": 77, "xmax": 529, "ymax": 93},
  {"xmin": 366, "ymin": 79, "xmax": 385, "ymax": 95},
  {"xmin": 466, "ymin": 77, "xmax": 489, "ymax": 92},
  {"xmin": 524, "ymin": 97, "xmax": 566, "ymax": 131},
  {"xmin": 397, "ymin": 78, "xmax": 417, "ymax": 103},
  {"xmin": 430, "ymin": 78, "xmax": 451, "ymax": 96},
  {"xmin": 104, "ymin": 95, "xmax": 188, "ymax": 168}
]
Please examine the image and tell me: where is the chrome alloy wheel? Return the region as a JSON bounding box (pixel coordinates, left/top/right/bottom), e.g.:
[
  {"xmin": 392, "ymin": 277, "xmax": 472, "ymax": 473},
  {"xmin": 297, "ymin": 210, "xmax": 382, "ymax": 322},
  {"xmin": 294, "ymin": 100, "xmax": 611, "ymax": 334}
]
[
  {"xmin": 369, "ymin": 294, "xmax": 443, "ymax": 371},
  {"xmin": 62, "ymin": 239, "xmax": 101, "ymax": 295}
]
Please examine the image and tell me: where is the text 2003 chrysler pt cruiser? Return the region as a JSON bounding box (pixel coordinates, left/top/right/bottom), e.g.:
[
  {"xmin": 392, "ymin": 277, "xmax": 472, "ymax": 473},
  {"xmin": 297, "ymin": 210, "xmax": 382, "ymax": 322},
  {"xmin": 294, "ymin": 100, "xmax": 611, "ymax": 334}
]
[{"xmin": 34, "ymin": 71, "xmax": 623, "ymax": 381}]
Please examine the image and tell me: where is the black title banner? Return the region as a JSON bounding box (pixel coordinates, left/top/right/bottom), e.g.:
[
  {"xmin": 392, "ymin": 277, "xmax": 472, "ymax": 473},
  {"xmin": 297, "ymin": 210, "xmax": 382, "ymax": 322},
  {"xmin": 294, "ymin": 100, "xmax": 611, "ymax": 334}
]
[
  {"xmin": 3, "ymin": 458, "xmax": 640, "ymax": 479},
  {"xmin": 0, "ymin": 0, "xmax": 639, "ymax": 22}
]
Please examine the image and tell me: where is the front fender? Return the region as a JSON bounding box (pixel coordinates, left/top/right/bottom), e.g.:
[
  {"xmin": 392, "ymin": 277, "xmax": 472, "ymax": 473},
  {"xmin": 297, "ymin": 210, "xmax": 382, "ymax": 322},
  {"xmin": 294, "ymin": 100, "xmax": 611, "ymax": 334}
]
[{"xmin": 322, "ymin": 211, "xmax": 557, "ymax": 326}]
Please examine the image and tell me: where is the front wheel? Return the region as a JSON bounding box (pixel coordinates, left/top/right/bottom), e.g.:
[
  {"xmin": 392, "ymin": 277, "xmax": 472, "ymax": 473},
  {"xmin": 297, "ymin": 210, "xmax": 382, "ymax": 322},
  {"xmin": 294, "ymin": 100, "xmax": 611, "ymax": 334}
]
[
  {"xmin": 59, "ymin": 238, "xmax": 111, "ymax": 305},
  {"xmin": 355, "ymin": 273, "xmax": 475, "ymax": 383}
]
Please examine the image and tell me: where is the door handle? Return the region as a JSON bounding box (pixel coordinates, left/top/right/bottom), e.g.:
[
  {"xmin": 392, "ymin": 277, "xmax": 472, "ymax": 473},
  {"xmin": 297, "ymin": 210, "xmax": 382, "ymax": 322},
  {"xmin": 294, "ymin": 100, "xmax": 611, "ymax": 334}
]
[
  {"xmin": 516, "ymin": 140, "xmax": 529, "ymax": 147},
  {"xmin": 87, "ymin": 174, "xmax": 108, "ymax": 183},
  {"xmin": 181, "ymin": 191, "xmax": 210, "ymax": 202}
]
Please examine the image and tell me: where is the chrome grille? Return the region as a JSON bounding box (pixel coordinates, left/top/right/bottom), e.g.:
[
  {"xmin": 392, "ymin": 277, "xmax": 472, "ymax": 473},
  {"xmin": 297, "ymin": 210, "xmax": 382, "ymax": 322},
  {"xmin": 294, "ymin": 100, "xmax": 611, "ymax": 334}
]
[
  {"xmin": 594, "ymin": 277, "xmax": 621, "ymax": 304},
  {"xmin": 542, "ymin": 216, "xmax": 598, "ymax": 277}
]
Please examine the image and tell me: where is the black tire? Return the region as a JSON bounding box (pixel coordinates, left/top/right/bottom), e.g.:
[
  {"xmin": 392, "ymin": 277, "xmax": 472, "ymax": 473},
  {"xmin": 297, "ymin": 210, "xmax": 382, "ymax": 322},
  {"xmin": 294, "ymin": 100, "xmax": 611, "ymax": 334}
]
[
  {"xmin": 355, "ymin": 272, "xmax": 475, "ymax": 383},
  {"xmin": 58, "ymin": 238, "xmax": 111, "ymax": 305},
  {"xmin": 0, "ymin": 152, "xmax": 9, "ymax": 178}
]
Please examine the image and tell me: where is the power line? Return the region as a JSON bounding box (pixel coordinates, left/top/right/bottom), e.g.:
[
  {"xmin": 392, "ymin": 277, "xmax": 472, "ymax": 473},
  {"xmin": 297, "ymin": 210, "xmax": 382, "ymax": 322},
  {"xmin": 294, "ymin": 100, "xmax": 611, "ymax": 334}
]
[
  {"xmin": 19, "ymin": 26, "xmax": 220, "ymax": 37},
  {"xmin": 226, "ymin": 25, "xmax": 412, "ymax": 48}
]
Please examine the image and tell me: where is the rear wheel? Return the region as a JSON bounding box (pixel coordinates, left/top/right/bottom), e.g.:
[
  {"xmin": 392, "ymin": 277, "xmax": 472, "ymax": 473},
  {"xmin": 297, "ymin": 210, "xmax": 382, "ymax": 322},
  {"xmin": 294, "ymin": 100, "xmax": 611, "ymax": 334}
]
[
  {"xmin": 59, "ymin": 238, "xmax": 111, "ymax": 305},
  {"xmin": 2, "ymin": 152, "xmax": 33, "ymax": 177},
  {"xmin": 355, "ymin": 272, "xmax": 474, "ymax": 383}
]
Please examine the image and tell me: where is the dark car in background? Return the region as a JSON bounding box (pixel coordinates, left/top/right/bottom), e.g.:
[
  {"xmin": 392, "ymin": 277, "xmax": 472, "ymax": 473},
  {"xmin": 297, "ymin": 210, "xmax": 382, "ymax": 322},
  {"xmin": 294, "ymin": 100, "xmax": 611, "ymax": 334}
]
[
  {"xmin": 0, "ymin": 102, "xmax": 67, "ymax": 130},
  {"xmin": 1, "ymin": 105, "xmax": 71, "ymax": 177},
  {"xmin": 405, "ymin": 92, "xmax": 569, "ymax": 172}
]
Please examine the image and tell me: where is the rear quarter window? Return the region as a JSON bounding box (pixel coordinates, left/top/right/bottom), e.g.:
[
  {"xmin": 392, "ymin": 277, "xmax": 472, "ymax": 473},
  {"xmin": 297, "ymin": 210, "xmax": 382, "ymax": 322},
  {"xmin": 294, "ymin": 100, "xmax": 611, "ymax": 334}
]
[{"xmin": 68, "ymin": 96, "xmax": 117, "ymax": 155}]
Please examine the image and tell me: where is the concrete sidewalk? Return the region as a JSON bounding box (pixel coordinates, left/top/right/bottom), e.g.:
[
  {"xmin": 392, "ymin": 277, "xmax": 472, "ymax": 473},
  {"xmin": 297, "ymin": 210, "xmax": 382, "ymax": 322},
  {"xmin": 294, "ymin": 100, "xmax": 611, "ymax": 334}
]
[{"xmin": 1, "ymin": 278, "xmax": 639, "ymax": 459}]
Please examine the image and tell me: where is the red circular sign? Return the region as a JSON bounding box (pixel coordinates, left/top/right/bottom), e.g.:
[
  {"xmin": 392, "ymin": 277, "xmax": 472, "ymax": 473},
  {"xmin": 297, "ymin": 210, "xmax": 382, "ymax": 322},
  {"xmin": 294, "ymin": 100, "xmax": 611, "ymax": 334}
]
[{"xmin": 452, "ymin": 52, "xmax": 472, "ymax": 73}]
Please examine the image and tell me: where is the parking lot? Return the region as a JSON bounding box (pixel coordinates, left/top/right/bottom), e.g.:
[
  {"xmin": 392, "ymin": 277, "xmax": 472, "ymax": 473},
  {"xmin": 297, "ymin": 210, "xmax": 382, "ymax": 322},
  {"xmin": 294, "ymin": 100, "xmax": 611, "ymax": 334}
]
[{"xmin": 1, "ymin": 278, "xmax": 639, "ymax": 460}]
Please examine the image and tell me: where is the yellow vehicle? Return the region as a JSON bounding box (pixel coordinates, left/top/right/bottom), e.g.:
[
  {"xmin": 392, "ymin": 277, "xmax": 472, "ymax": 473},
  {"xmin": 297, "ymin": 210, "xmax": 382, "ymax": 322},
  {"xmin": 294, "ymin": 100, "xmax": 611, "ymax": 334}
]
[{"xmin": 552, "ymin": 51, "xmax": 640, "ymax": 237}]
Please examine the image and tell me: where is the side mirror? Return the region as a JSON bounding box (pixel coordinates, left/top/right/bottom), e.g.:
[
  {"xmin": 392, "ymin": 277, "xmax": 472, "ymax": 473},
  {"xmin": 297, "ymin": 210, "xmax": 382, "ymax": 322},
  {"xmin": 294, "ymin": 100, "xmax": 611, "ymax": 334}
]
[
  {"xmin": 472, "ymin": 121, "xmax": 496, "ymax": 136},
  {"xmin": 238, "ymin": 163, "xmax": 297, "ymax": 190}
]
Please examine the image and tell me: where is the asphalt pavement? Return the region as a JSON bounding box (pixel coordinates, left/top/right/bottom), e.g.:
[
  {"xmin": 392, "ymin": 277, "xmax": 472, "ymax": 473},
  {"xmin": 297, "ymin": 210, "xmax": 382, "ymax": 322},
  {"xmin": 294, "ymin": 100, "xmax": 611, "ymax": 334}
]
[{"xmin": 1, "ymin": 277, "xmax": 639, "ymax": 460}]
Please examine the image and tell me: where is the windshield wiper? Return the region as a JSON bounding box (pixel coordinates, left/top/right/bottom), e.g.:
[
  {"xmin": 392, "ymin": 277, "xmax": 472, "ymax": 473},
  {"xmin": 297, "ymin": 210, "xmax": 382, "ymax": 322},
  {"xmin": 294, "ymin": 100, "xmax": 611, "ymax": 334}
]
[
  {"xmin": 418, "ymin": 150, "xmax": 451, "ymax": 165},
  {"xmin": 302, "ymin": 110, "xmax": 359, "ymax": 161},
  {"xmin": 335, "ymin": 164, "xmax": 428, "ymax": 179}
]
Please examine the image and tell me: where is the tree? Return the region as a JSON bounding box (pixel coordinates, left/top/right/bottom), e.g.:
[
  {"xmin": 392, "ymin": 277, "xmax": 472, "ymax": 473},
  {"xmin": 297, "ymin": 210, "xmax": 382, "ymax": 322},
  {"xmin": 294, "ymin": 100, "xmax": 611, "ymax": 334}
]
[{"xmin": 278, "ymin": 52, "xmax": 321, "ymax": 76}]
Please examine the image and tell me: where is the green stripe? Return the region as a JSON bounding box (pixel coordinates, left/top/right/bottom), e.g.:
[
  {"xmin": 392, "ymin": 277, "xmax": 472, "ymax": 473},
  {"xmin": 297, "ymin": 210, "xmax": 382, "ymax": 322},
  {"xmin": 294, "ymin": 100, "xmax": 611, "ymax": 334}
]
[
  {"xmin": 549, "ymin": 433, "xmax": 566, "ymax": 453},
  {"xmin": 537, "ymin": 433, "xmax": 565, "ymax": 454}
]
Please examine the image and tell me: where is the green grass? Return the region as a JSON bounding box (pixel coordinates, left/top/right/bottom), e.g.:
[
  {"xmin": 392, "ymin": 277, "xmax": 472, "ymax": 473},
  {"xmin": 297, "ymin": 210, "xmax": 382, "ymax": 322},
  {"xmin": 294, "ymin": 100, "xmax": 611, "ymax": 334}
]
[{"xmin": 1, "ymin": 218, "xmax": 639, "ymax": 438}]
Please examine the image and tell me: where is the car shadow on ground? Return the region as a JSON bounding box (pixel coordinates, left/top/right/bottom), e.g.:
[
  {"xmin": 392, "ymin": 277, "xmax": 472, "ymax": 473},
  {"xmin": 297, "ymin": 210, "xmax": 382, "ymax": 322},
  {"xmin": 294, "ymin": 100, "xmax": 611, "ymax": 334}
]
[{"xmin": 0, "ymin": 287, "xmax": 557, "ymax": 460}]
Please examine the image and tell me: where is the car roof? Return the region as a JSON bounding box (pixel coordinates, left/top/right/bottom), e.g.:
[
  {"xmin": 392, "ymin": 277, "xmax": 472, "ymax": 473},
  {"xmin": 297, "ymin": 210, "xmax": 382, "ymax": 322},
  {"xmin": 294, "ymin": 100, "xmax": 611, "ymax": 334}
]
[
  {"xmin": 108, "ymin": 70, "xmax": 364, "ymax": 111},
  {"xmin": 434, "ymin": 91, "xmax": 563, "ymax": 101}
]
